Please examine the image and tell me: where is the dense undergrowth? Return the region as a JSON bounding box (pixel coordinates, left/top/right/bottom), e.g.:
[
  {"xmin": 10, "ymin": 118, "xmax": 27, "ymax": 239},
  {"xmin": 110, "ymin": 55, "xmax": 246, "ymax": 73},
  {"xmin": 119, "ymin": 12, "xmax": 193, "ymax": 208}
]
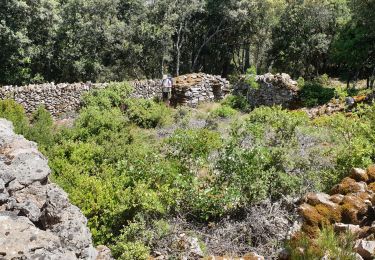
[{"xmin": 2, "ymin": 82, "xmax": 375, "ymax": 258}]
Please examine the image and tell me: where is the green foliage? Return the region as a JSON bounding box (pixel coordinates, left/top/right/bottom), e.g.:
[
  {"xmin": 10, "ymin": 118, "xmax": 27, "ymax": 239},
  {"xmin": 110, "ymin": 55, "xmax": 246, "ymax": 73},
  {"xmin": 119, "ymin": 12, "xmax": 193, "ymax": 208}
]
[
  {"xmin": 166, "ymin": 128, "xmax": 222, "ymax": 162},
  {"xmin": 112, "ymin": 241, "xmax": 149, "ymax": 260},
  {"xmin": 270, "ymin": 0, "xmax": 351, "ymax": 78},
  {"xmin": 221, "ymin": 94, "xmax": 249, "ymax": 111},
  {"xmin": 26, "ymin": 106, "xmax": 54, "ymax": 149},
  {"xmin": 123, "ymin": 99, "xmax": 173, "ymax": 129},
  {"xmin": 0, "ymin": 99, "xmax": 29, "ymax": 134},
  {"xmin": 288, "ymin": 226, "xmax": 356, "ymax": 260},
  {"xmin": 245, "ymin": 66, "xmax": 259, "ymax": 90},
  {"xmin": 0, "ymin": 0, "xmax": 371, "ymax": 84},
  {"xmin": 73, "ymin": 107, "xmax": 127, "ymax": 142},
  {"xmin": 300, "ymin": 75, "xmax": 335, "ymax": 107},
  {"xmin": 82, "ymin": 82, "xmax": 132, "ymax": 110},
  {"xmin": 215, "ymin": 107, "xmax": 311, "ymax": 207},
  {"xmin": 210, "ymin": 105, "xmax": 237, "ymax": 118}
]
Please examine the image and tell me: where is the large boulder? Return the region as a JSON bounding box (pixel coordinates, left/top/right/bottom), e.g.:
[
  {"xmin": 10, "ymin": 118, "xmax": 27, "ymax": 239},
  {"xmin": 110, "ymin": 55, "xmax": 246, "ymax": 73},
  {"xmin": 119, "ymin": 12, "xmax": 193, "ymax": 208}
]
[{"xmin": 0, "ymin": 118, "xmax": 98, "ymax": 259}]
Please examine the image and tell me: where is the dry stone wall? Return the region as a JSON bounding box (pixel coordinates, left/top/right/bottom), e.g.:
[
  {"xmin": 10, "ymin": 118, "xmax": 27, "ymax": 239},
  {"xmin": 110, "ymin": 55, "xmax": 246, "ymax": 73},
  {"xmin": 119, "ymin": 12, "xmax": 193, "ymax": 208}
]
[
  {"xmin": 234, "ymin": 73, "xmax": 299, "ymax": 108},
  {"xmin": 171, "ymin": 73, "xmax": 231, "ymax": 107},
  {"xmin": 0, "ymin": 82, "xmax": 109, "ymax": 117},
  {"xmin": 0, "ymin": 74, "xmax": 230, "ymax": 117}
]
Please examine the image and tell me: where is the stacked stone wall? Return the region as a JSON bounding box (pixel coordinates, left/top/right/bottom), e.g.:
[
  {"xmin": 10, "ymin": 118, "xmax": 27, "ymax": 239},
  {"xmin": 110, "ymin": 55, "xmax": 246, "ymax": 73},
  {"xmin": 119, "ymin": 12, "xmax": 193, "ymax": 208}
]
[
  {"xmin": 0, "ymin": 73, "xmax": 230, "ymax": 117},
  {"xmin": 234, "ymin": 73, "xmax": 299, "ymax": 108}
]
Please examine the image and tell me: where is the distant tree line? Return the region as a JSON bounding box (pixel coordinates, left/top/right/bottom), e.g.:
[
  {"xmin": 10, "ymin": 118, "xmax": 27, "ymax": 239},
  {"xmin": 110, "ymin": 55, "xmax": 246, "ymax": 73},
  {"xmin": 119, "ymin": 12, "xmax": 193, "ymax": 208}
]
[{"xmin": 0, "ymin": 0, "xmax": 373, "ymax": 85}]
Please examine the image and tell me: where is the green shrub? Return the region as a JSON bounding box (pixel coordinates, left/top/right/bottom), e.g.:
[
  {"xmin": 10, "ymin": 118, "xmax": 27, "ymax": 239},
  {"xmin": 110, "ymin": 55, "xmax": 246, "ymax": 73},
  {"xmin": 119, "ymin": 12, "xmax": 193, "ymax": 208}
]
[
  {"xmin": 300, "ymin": 75, "xmax": 335, "ymax": 107},
  {"xmin": 82, "ymin": 82, "xmax": 132, "ymax": 110},
  {"xmin": 73, "ymin": 107, "xmax": 127, "ymax": 142},
  {"xmin": 0, "ymin": 99, "xmax": 29, "ymax": 134},
  {"xmin": 210, "ymin": 105, "xmax": 237, "ymax": 118},
  {"xmin": 166, "ymin": 128, "xmax": 222, "ymax": 163},
  {"xmin": 287, "ymin": 226, "xmax": 356, "ymax": 260},
  {"xmin": 111, "ymin": 241, "xmax": 149, "ymax": 260},
  {"xmin": 26, "ymin": 106, "xmax": 54, "ymax": 150},
  {"xmin": 245, "ymin": 66, "xmax": 259, "ymax": 90},
  {"xmin": 221, "ymin": 94, "xmax": 249, "ymax": 111},
  {"xmin": 214, "ymin": 106, "xmax": 333, "ymax": 208},
  {"xmin": 124, "ymin": 98, "xmax": 173, "ymax": 128}
]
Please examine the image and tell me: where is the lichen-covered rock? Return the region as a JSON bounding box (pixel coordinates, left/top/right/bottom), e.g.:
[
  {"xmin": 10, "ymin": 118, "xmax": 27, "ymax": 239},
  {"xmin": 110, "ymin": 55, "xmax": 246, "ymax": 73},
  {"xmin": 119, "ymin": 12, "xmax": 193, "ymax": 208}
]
[
  {"xmin": 297, "ymin": 166, "xmax": 375, "ymax": 243},
  {"xmin": 341, "ymin": 194, "xmax": 369, "ymax": 224},
  {"xmin": 367, "ymin": 165, "xmax": 375, "ymax": 182},
  {"xmin": 351, "ymin": 168, "xmax": 369, "ymax": 183},
  {"xmin": 0, "ymin": 118, "xmax": 97, "ymax": 259},
  {"xmin": 330, "ymin": 177, "xmax": 367, "ymax": 195}
]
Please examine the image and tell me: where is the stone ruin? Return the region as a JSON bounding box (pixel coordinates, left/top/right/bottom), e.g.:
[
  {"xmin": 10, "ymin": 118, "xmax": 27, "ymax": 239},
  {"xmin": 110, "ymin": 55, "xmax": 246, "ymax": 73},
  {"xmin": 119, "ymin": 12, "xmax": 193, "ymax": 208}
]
[
  {"xmin": 0, "ymin": 73, "xmax": 230, "ymax": 117},
  {"xmin": 234, "ymin": 73, "xmax": 299, "ymax": 109},
  {"xmin": 170, "ymin": 73, "xmax": 230, "ymax": 107},
  {"xmin": 0, "ymin": 119, "xmax": 112, "ymax": 259}
]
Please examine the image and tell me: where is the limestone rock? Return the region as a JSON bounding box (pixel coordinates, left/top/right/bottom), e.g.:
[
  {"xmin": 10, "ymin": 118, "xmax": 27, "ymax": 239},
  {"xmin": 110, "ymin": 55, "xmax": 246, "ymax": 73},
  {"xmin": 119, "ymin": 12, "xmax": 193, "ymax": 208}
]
[
  {"xmin": 96, "ymin": 245, "xmax": 114, "ymax": 260},
  {"xmin": 0, "ymin": 213, "xmax": 76, "ymax": 259},
  {"xmin": 0, "ymin": 119, "xmax": 97, "ymax": 259},
  {"xmin": 355, "ymin": 240, "xmax": 375, "ymax": 259},
  {"xmin": 331, "ymin": 177, "xmax": 367, "ymax": 195},
  {"xmin": 351, "ymin": 168, "xmax": 369, "ymax": 183},
  {"xmin": 305, "ymin": 192, "xmax": 338, "ymax": 208},
  {"xmin": 334, "ymin": 223, "xmax": 362, "ymax": 235}
]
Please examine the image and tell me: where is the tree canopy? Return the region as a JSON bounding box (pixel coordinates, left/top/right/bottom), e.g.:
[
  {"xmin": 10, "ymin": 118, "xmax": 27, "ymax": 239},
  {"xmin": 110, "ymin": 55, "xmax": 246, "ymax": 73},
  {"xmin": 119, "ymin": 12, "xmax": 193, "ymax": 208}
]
[{"xmin": 0, "ymin": 0, "xmax": 373, "ymax": 85}]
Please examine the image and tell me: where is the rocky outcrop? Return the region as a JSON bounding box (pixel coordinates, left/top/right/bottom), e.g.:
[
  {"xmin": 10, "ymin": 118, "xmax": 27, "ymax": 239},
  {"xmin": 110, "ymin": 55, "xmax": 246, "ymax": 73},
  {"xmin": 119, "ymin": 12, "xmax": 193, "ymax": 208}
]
[
  {"xmin": 297, "ymin": 167, "xmax": 375, "ymax": 259},
  {"xmin": 234, "ymin": 73, "xmax": 299, "ymax": 108},
  {"xmin": 0, "ymin": 118, "xmax": 100, "ymax": 259}
]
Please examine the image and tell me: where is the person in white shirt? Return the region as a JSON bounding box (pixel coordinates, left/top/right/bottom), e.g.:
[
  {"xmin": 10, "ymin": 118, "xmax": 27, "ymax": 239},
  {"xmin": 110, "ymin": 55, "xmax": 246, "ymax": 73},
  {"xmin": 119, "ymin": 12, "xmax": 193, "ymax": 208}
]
[{"xmin": 162, "ymin": 74, "xmax": 173, "ymax": 104}]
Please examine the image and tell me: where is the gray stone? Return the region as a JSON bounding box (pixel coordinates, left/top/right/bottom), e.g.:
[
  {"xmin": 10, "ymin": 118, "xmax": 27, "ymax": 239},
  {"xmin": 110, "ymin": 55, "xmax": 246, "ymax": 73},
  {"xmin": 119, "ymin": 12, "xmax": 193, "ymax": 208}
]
[
  {"xmin": 0, "ymin": 119, "xmax": 98, "ymax": 259},
  {"xmin": 96, "ymin": 245, "xmax": 114, "ymax": 260},
  {"xmin": 355, "ymin": 240, "xmax": 375, "ymax": 259}
]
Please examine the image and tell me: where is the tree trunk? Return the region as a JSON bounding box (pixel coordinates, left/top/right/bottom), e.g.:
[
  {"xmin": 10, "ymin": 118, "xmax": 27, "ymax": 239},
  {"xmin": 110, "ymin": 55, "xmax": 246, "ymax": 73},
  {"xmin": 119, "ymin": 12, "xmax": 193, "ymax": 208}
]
[
  {"xmin": 370, "ymin": 67, "xmax": 375, "ymax": 89},
  {"xmin": 244, "ymin": 45, "xmax": 250, "ymax": 72},
  {"xmin": 192, "ymin": 21, "xmax": 224, "ymax": 72},
  {"xmin": 176, "ymin": 23, "xmax": 183, "ymax": 76}
]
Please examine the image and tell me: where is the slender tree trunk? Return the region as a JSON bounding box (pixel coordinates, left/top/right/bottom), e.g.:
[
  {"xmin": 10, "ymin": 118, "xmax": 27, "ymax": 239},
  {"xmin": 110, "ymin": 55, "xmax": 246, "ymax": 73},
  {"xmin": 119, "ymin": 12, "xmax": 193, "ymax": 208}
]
[
  {"xmin": 244, "ymin": 44, "xmax": 250, "ymax": 72},
  {"xmin": 370, "ymin": 67, "xmax": 375, "ymax": 89},
  {"xmin": 176, "ymin": 23, "xmax": 183, "ymax": 76},
  {"xmin": 192, "ymin": 21, "xmax": 224, "ymax": 72},
  {"xmin": 347, "ymin": 71, "xmax": 351, "ymax": 89}
]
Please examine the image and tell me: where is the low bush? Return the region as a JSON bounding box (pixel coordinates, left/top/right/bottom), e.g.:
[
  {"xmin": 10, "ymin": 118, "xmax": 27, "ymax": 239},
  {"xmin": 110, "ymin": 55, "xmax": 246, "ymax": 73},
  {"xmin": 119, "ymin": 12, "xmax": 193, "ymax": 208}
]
[
  {"xmin": 26, "ymin": 106, "xmax": 54, "ymax": 149},
  {"xmin": 300, "ymin": 75, "xmax": 335, "ymax": 107},
  {"xmin": 287, "ymin": 226, "xmax": 356, "ymax": 260},
  {"xmin": 210, "ymin": 105, "xmax": 237, "ymax": 118},
  {"xmin": 123, "ymin": 98, "xmax": 173, "ymax": 128},
  {"xmin": 82, "ymin": 82, "xmax": 132, "ymax": 110},
  {"xmin": 0, "ymin": 99, "xmax": 29, "ymax": 134},
  {"xmin": 221, "ymin": 94, "xmax": 249, "ymax": 111},
  {"xmin": 166, "ymin": 128, "xmax": 222, "ymax": 163}
]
